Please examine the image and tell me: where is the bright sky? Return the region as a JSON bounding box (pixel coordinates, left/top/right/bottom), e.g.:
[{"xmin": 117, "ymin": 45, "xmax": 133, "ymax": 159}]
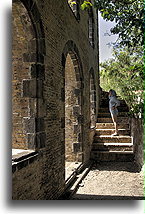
[{"xmin": 98, "ymin": 12, "xmax": 118, "ymax": 62}]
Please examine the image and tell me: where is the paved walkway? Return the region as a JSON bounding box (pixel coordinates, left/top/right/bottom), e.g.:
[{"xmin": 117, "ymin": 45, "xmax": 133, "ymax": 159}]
[{"xmin": 71, "ymin": 162, "xmax": 144, "ymax": 200}]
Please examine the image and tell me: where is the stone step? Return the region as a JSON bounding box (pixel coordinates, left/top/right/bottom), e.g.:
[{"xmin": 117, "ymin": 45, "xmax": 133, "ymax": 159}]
[
  {"xmin": 96, "ymin": 123, "xmax": 130, "ymax": 129},
  {"xmin": 95, "ymin": 129, "xmax": 130, "ymax": 136},
  {"xmin": 100, "ymin": 98, "xmax": 127, "ymax": 106},
  {"xmin": 99, "ymin": 106, "xmax": 129, "ymax": 113},
  {"xmin": 98, "ymin": 112, "xmax": 128, "ymax": 118},
  {"xmin": 94, "ymin": 136, "xmax": 132, "ymax": 143},
  {"xmin": 90, "ymin": 151, "xmax": 134, "ymax": 162},
  {"xmin": 100, "ymin": 104, "xmax": 128, "ymax": 108},
  {"xmin": 97, "ymin": 117, "xmax": 129, "ymax": 123},
  {"xmin": 92, "ymin": 142, "xmax": 133, "ymax": 152},
  {"xmin": 101, "ymin": 98, "xmax": 126, "ymax": 104}
]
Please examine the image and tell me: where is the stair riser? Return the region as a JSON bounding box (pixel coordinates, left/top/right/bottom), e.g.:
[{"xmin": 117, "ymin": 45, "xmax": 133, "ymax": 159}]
[
  {"xmin": 92, "ymin": 91, "xmax": 133, "ymax": 162},
  {"xmin": 100, "ymin": 99, "xmax": 126, "ymax": 105},
  {"xmin": 99, "ymin": 107, "xmax": 129, "ymax": 113},
  {"xmin": 90, "ymin": 153, "xmax": 134, "ymax": 162},
  {"xmin": 96, "ymin": 124, "xmax": 130, "ymax": 129},
  {"xmin": 94, "ymin": 138, "xmax": 132, "ymax": 143},
  {"xmin": 100, "ymin": 104, "xmax": 127, "ymax": 108},
  {"xmin": 97, "ymin": 118, "xmax": 129, "ymax": 123},
  {"xmin": 95, "ymin": 130, "xmax": 130, "ymax": 136},
  {"xmin": 98, "ymin": 113, "xmax": 128, "ymax": 118},
  {"xmin": 92, "ymin": 145, "xmax": 133, "ymax": 152}
]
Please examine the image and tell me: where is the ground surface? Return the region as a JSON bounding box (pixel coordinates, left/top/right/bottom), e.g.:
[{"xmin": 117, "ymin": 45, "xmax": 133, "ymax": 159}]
[
  {"xmin": 65, "ymin": 162, "xmax": 82, "ymax": 181},
  {"xmin": 71, "ymin": 162, "xmax": 144, "ymax": 200}
]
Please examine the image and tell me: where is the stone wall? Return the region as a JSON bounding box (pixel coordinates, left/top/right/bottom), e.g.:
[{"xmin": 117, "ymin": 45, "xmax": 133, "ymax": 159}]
[
  {"xmin": 130, "ymin": 118, "xmax": 144, "ymax": 169},
  {"xmin": 12, "ymin": 151, "xmax": 65, "ymax": 200},
  {"xmin": 12, "ymin": 0, "xmax": 99, "ymax": 200},
  {"xmin": 12, "ymin": 0, "xmax": 36, "ymax": 149}
]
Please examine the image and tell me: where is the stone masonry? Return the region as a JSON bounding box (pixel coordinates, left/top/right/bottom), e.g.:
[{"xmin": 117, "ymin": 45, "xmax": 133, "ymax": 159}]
[{"xmin": 12, "ymin": 0, "xmax": 99, "ymax": 199}]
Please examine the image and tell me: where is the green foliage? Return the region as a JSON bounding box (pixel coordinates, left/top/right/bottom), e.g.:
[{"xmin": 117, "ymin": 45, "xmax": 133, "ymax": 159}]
[
  {"xmin": 100, "ymin": 47, "xmax": 143, "ymax": 118},
  {"xmin": 68, "ymin": 0, "xmax": 76, "ymax": 6},
  {"xmin": 81, "ymin": 0, "xmax": 144, "ymax": 49},
  {"xmin": 81, "ymin": 1, "xmax": 92, "ymax": 10}
]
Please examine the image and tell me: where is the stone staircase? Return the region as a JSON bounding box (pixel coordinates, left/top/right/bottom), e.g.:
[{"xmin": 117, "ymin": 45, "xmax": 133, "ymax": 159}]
[{"xmin": 91, "ymin": 91, "xmax": 134, "ymax": 162}]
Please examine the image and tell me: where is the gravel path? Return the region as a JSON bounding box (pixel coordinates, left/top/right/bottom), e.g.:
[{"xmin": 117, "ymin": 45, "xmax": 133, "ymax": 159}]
[{"xmin": 71, "ymin": 162, "xmax": 144, "ymax": 200}]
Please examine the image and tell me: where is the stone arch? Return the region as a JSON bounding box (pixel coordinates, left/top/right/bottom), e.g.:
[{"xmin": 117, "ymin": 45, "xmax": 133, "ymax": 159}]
[
  {"xmin": 12, "ymin": 0, "xmax": 46, "ymax": 150},
  {"xmin": 89, "ymin": 68, "xmax": 96, "ymax": 128},
  {"xmin": 62, "ymin": 40, "xmax": 84, "ymax": 175},
  {"xmin": 88, "ymin": 7, "xmax": 95, "ymax": 48}
]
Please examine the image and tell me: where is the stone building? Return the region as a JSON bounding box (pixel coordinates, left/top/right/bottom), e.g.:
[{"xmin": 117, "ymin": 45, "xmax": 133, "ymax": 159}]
[{"xmin": 12, "ymin": 0, "xmax": 100, "ymax": 199}]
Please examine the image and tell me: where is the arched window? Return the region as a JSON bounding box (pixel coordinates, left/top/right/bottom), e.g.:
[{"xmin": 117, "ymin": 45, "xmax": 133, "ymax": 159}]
[
  {"xmin": 88, "ymin": 8, "xmax": 95, "ymax": 48},
  {"xmin": 68, "ymin": 0, "xmax": 80, "ymax": 20}
]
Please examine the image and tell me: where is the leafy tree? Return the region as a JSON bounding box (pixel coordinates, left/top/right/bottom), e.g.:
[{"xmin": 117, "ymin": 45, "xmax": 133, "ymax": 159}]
[
  {"xmin": 100, "ymin": 46, "xmax": 143, "ymax": 117},
  {"xmin": 81, "ymin": 1, "xmax": 144, "ymax": 117},
  {"xmin": 81, "ymin": 0, "xmax": 144, "ymax": 49},
  {"xmin": 81, "ymin": 1, "xmax": 92, "ymax": 10}
]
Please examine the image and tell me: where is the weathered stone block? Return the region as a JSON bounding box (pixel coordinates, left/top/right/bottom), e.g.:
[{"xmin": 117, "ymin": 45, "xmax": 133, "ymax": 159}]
[
  {"xmin": 28, "ymin": 39, "xmax": 37, "ymax": 52},
  {"xmin": 77, "ymin": 115, "xmax": 84, "ymax": 124},
  {"xmin": 29, "ymin": 98, "xmax": 37, "ymax": 117},
  {"xmin": 37, "ymin": 64, "xmax": 45, "ymax": 79},
  {"xmin": 74, "ymin": 125, "xmax": 80, "ymax": 134},
  {"xmin": 37, "ymin": 80, "xmax": 43, "ymax": 98},
  {"xmin": 35, "ymin": 132, "xmax": 46, "ymax": 149},
  {"xmin": 74, "ymin": 88, "xmax": 81, "ymax": 96},
  {"xmin": 36, "ymin": 117, "xmax": 44, "ymax": 132},
  {"xmin": 23, "ymin": 117, "xmax": 36, "ymax": 133},
  {"xmin": 37, "ymin": 98, "xmax": 46, "ymax": 117},
  {"xmin": 37, "ymin": 52, "xmax": 44, "ymax": 63},
  {"xmin": 23, "ymin": 53, "xmax": 37, "ymax": 62},
  {"xmin": 73, "ymin": 106, "xmax": 80, "ymax": 117},
  {"xmin": 30, "ymin": 64, "xmax": 45, "ymax": 80},
  {"xmin": 23, "ymin": 79, "xmax": 37, "ymax": 98},
  {"xmin": 73, "ymin": 143, "xmax": 80, "ymax": 153},
  {"xmin": 29, "ymin": 64, "xmax": 37, "ymax": 78}
]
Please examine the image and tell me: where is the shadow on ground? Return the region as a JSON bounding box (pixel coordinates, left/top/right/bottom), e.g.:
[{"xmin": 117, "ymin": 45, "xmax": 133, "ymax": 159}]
[
  {"xmin": 71, "ymin": 194, "xmax": 144, "ymax": 200},
  {"xmin": 91, "ymin": 161, "xmax": 141, "ymax": 173}
]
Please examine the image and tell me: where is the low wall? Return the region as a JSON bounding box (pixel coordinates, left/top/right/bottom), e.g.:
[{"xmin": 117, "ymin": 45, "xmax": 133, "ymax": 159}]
[{"xmin": 130, "ymin": 118, "xmax": 144, "ymax": 170}]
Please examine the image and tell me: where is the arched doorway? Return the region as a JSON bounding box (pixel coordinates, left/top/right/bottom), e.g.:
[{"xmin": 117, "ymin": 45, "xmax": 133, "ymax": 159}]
[{"xmin": 62, "ymin": 41, "xmax": 84, "ymax": 180}]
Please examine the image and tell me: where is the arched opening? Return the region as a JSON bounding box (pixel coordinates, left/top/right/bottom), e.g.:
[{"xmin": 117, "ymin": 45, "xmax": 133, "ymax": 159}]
[
  {"xmin": 64, "ymin": 50, "xmax": 83, "ymax": 180},
  {"xmin": 88, "ymin": 8, "xmax": 95, "ymax": 48},
  {"xmin": 12, "ymin": 0, "xmax": 46, "ymax": 155},
  {"xmin": 12, "ymin": 0, "xmax": 37, "ymax": 150},
  {"xmin": 90, "ymin": 70, "xmax": 96, "ymax": 128}
]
